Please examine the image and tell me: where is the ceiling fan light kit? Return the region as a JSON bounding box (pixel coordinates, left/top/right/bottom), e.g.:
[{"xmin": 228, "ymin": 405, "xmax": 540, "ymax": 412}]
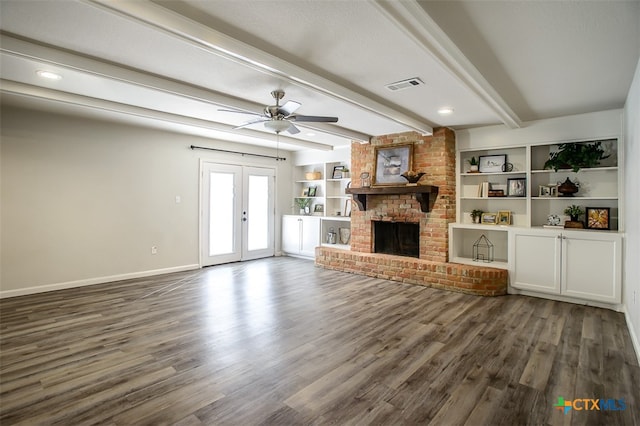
[
  {"xmin": 264, "ymin": 119, "xmax": 292, "ymax": 133},
  {"xmin": 221, "ymin": 90, "xmax": 339, "ymax": 135}
]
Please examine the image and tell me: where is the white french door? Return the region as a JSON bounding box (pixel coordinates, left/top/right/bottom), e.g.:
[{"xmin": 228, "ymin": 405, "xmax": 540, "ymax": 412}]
[{"xmin": 201, "ymin": 162, "xmax": 275, "ymax": 266}]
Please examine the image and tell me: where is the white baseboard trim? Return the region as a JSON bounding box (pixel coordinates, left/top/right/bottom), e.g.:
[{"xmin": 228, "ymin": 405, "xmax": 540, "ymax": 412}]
[
  {"xmin": 624, "ymin": 309, "xmax": 640, "ymax": 365},
  {"xmin": 0, "ymin": 264, "xmax": 200, "ymax": 299},
  {"xmin": 509, "ymin": 288, "xmax": 624, "ymax": 312}
]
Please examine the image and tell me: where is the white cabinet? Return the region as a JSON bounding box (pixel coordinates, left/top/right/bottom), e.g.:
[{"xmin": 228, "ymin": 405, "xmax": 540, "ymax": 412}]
[
  {"xmin": 510, "ymin": 230, "xmax": 562, "ymax": 294},
  {"xmin": 510, "ymin": 229, "xmax": 621, "ymax": 304},
  {"xmin": 282, "ymin": 215, "xmax": 320, "ymax": 258},
  {"xmin": 562, "ymin": 233, "xmax": 621, "ymax": 303}
]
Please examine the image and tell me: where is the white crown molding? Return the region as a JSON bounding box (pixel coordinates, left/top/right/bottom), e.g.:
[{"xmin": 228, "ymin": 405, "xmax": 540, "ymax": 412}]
[
  {"xmin": 84, "ymin": 0, "xmax": 433, "ymax": 136},
  {"xmin": 372, "ymin": 0, "xmax": 522, "ymax": 129}
]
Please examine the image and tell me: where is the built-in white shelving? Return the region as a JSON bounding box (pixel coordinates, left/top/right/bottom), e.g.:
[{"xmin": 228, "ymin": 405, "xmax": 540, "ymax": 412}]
[
  {"xmin": 285, "ymin": 160, "xmax": 352, "ymax": 256},
  {"xmin": 449, "ymin": 138, "xmax": 620, "ymax": 276}
]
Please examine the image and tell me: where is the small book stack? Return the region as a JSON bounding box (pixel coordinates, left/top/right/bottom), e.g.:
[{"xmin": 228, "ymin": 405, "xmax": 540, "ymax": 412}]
[{"xmin": 477, "ymin": 182, "xmax": 490, "ymax": 198}]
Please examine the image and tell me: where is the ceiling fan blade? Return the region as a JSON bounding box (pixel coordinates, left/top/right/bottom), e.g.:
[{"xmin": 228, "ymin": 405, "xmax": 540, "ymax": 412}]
[
  {"xmin": 218, "ymin": 108, "xmax": 263, "ymax": 117},
  {"xmin": 290, "ymin": 114, "xmax": 338, "ymax": 123},
  {"xmin": 278, "ymin": 100, "xmax": 301, "ymax": 116},
  {"xmin": 233, "ymin": 118, "xmax": 268, "ymax": 130},
  {"xmin": 286, "ymin": 122, "xmax": 301, "ymax": 134}
]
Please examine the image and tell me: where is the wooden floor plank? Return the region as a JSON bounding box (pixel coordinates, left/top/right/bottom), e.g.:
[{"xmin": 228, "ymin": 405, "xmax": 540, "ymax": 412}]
[{"xmin": 1, "ymin": 256, "xmax": 638, "ymax": 425}]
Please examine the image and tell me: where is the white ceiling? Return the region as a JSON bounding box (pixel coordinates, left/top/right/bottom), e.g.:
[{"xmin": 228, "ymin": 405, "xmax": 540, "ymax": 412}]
[{"xmin": 1, "ymin": 0, "xmax": 638, "ymax": 151}]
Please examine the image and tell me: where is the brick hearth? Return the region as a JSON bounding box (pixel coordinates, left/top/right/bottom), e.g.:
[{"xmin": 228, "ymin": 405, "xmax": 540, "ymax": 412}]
[
  {"xmin": 314, "ymin": 128, "xmax": 508, "ymax": 296},
  {"xmin": 315, "ymin": 248, "xmax": 508, "ymax": 296}
]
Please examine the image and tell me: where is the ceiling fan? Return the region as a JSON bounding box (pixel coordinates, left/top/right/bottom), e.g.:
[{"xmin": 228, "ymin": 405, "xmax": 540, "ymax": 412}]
[{"xmin": 219, "ymin": 90, "xmax": 338, "ymax": 134}]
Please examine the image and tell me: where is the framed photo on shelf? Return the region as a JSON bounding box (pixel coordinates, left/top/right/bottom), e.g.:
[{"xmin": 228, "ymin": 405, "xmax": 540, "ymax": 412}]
[
  {"xmin": 481, "ymin": 212, "xmax": 498, "ymax": 224},
  {"xmin": 344, "ymin": 199, "xmax": 352, "ymax": 217},
  {"xmin": 497, "ymin": 210, "xmax": 511, "ymax": 225},
  {"xmin": 586, "ymin": 207, "xmax": 610, "ymax": 230},
  {"xmin": 332, "ymin": 165, "xmax": 345, "ymax": 179},
  {"xmin": 538, "ymin": 184, "xmax": 558, "ymax": 197},
  {"xmin": 307, "ymin": 186, "xmax": 317, "ymax": 197},
  {"xmin": 373, "ymin": 144, "xmax": 413, "ymax": 185},
  {"xmin": 478, "ymin": 154, "xmax": 506, "ymax": 173},
  {"xmin": 313, "ymin": 204, "xmax": 324, "ymax": 214},
  {"xmin": 507, "ymin": 178, "xmax": 526, "ymax": 197}
]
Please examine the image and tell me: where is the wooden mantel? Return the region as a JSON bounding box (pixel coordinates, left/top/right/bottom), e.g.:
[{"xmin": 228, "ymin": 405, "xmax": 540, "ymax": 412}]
[{"xmin": 345, "ymin": 185, "xmax": 439, "ymax": 213}]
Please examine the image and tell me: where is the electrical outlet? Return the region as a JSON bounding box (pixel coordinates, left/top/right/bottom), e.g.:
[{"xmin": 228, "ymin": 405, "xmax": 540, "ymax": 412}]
[
  {"xmin": 634, "ymin": 290, "xmax": 637, "ymax": 304},
  {"xmin": 151, "ymin": 246, "xmax": 158, "ymax": 255}
]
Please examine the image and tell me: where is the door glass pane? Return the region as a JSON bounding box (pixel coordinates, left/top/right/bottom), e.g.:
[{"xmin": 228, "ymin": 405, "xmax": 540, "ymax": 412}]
[
  {"xmin": 247, "ymin": 175, "xmax": 269, "ymax": 251},
  {"xmin": 209, "ymin": 172, "xmax": 235, "ymax": 256}
]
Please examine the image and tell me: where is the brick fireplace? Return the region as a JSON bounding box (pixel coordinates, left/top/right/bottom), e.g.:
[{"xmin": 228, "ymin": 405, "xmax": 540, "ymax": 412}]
[{"xmin": 315, "ymin": 128, "xmax": 508, "ymax": 296}]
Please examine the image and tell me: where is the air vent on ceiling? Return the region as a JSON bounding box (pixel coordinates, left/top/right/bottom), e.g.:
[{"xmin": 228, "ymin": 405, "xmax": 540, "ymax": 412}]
[{"xmin": 385, "ymin": 77, "xmax": 424, "ymax": 92}]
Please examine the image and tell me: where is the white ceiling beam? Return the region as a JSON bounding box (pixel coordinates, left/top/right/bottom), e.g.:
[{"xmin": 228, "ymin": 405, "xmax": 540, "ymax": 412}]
[
  {"xmin": 0, "ymin": 35, "xmax": 258, "ymax": 112},
  {"xmin": 85, "ymin": 0, "xmax": 433, "ymax": 136},
  {"xmin": 1, "ymin": 35, "xmax": 369, "ymax": 143},
  {"xmin": 372, "ymin": 0, "xmax": 522, "ymax": 129},
  {"xmin": 0, "ymin": 80, "xmax": 335, "ymax": 151}
]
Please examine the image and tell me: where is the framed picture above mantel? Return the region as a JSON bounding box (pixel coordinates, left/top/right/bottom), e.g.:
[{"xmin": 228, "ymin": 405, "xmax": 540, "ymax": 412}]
[{"xmin": 373, "ymin": 144, "xmax": 413, "ymax": 186}]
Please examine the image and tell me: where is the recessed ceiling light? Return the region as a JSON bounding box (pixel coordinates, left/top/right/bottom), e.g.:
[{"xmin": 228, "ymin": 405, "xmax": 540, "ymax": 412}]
[
  {"xmin": 438, "ymin": 107, "xmax": 454, "ymax": 115},
  {"xmin": 36, "ymin": 70, "xmax": 62, "ymax": 80},
  {"xmin": 306, "ymin": 132, "xmax": 316, "ymax": 137}
]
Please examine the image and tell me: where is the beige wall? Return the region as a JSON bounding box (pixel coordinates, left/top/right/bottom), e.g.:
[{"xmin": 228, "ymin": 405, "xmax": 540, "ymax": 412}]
[{"xmin": 0, "ymin": 106, "xmax": 292, "ymax": 296}]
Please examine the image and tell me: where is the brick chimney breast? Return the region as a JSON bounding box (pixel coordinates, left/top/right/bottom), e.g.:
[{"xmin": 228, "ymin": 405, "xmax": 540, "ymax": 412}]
[{"xmin": 316, "ymin": 128, "xmax": 509, "ymax": 297}]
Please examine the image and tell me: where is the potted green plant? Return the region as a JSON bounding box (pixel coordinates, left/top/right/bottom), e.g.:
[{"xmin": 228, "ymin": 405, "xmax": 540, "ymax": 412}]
[
  {"xmin": 294, "ymin": 197, "xmax": 311, "ymax": 215},
  {"xmin": 470, "ymin": 209, "xmax": 483, "ymax": 224},
  {"xmin": 467, "ymin": 156, "xmax": 479, "ymax": 173},
  {"xmin": 543, "ymin": 141, "xmax": 610, "ymax": 172},
  {"xmin": 564, "ymin": 205, "xmax": 584, "ymax": 222}
]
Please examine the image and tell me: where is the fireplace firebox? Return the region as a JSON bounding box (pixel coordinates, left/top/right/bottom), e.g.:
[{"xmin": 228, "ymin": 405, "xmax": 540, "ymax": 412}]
[{"xmin": 373, "ymin": 221, "xmax": 419, "ymax": 258}]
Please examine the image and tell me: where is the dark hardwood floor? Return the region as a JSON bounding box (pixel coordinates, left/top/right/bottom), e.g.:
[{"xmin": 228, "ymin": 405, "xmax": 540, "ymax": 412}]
[{"xmin": 1, "ymin": 256, "xmax": 638, "ymax": 425}]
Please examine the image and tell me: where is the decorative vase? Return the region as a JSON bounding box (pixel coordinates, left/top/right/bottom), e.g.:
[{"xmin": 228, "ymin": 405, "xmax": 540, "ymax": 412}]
[
  {"xmin": 326, "ymin": 228, "xmax": 337, "ymax": 244},
  {"xmin": 469, "ymin": 165, "xmax": 479, "ymax": 173},
  {"xmin": 360, "ymin": 172, "xmax": 371, "ymax": 188},
  {"xmin": 557, "ymin": 177, "xmax": 579, "ymax": 197},
  {"xmin": 400, "ymin": 171, "xmax": 426, "ymax": 185},
  {"xmin": 339, "ymin": 228, "xmax": 351, "ymax": 245}
]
